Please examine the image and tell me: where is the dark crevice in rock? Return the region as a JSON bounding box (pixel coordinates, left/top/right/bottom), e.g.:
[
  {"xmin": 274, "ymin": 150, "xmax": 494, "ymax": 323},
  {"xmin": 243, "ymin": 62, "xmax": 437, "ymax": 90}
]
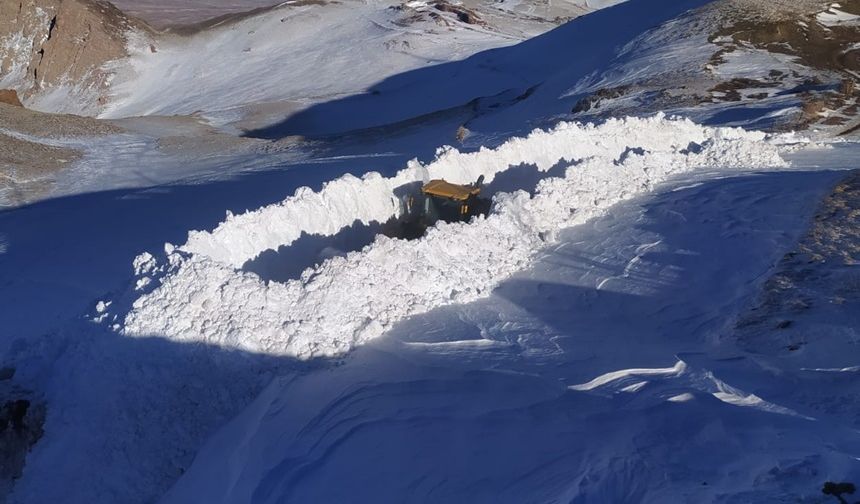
[
  {"xmin": 1, "ymin": 0, "xmax": 153, "ymax": 112},
  {"xmin": 46, "ymin": 15, "xmax": 57, "ymax": 41},
  {"xmin": 0, "ymin": 374, "xmax": 46, "ymax": 501}
]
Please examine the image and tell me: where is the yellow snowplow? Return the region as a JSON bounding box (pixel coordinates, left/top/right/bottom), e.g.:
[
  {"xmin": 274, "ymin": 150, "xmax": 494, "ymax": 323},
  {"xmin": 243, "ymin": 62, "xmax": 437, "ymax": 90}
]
[
  {"xmin": 420, "ymin": 178, "xmax": 484, "ymax": 219},
  {"xmin": 392, "ymin": 175, "xmax": 490, "ymax": 239}
]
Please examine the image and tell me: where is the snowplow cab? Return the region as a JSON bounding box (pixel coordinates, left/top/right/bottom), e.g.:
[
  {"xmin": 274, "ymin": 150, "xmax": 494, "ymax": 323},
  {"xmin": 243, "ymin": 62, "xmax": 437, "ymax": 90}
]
[
  {"xmin": 421, "ymin": 179, "xmax": 482, "ymax": 201},
  {"xmin": 389, "ymin": 175, "xmax": 490, "ymax": 240},
  {"xmin": 419, "ymin": 176, "xmax": 488, "ymax": 223}
]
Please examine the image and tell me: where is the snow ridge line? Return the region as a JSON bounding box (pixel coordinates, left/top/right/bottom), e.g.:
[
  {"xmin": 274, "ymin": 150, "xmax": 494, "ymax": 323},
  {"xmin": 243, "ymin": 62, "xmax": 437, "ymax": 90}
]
[
  {"xmin": 181, "ymin": 114, "xmax": 754, "ymax": 267},
  {"xmin": 116, "ymin": 116, "xmax": 787, "ymax": 359},
  {"xmin": 568, "ymin": 359, "xmax": 810, "ymax": 418}
]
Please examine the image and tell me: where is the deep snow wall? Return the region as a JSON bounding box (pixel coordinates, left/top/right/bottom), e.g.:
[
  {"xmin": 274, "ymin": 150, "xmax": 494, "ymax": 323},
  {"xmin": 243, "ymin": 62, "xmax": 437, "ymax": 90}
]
[{"xmin": 111, "ymin": 116, "xmax": 789, "ymax": 359}]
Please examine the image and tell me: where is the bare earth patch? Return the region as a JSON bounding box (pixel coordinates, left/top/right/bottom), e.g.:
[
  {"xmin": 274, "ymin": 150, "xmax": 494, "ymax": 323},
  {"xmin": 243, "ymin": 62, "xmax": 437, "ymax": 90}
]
[
  {"xmin": 0, "ymin": 103, "xmax": 123, "ymax": 206},
  {"xmin": 0, "ymin": 133, "xmax": 79, "ymax": 207},
  {"xmin": 0, "ymin": 90, "xmax": 22, "ymax": 107},
  {"xmin": 0, "ymin": 103, "xmax": 122, "ymax": 138}
]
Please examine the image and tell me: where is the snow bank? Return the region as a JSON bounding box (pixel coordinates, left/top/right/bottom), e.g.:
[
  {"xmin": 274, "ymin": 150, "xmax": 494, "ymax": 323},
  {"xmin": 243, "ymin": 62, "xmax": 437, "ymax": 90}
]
[{"xmin": 117, "ymin": 116, "xmax": 786, "ymax": 359}]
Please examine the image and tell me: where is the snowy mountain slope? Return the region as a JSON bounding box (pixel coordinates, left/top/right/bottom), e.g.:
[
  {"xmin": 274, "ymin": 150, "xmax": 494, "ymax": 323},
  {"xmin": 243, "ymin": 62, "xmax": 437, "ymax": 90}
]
[
  {"xmin": 0, "ymin": 0, "xmax": 620, "ymax": 120},
  {"xmin": 99, "ymin": 0, "xmax": 637, "ymax": 124},
  {"xmin": 109, "ymin": 0, "xmax": 292, "ymax": 28},
  {"xmin": 112, "ymin": 116, "xmax": 787, "ymax": 360},
  {"xmin": 243, "ymin": 0, "xmax": 712, "ymax": 138},
  {"xmin": 159, "ymin": 154, "xmax": 860, "ymax": 504},
  {"xmin": 0, "ymin": 0, "xmax": 709, "ymax": 207},
  {"xmin": 0, "ymin": 0, "xmax": 665, "ymax": 207},
  {"xmin": 240, "ymin": 0, "xmax": 859, "ymax": 140},
  {"xmin": 5, "ymin": 0, "xmax": 856, "ymax": 209},
  {"xmin": 100, "ymin": 0, "xmax": 517, "ymax": 122},
  {"xmin": 562, "ymin": 0, "xmax": 860, "ymax": 136},
  {"xmin": 110, "ymin": 0, "xmax": 607, "ymax": 31},
  {"xmin": 2, "ymin": 0, "xmax": 860, "ymax": 503},
  {"xmin": 5, "ymin": 114, "xmax": 842, "ymax": 504},
  {"xmin": 728, "ymin": 169, "xmax": 860, "ymax": 427}
]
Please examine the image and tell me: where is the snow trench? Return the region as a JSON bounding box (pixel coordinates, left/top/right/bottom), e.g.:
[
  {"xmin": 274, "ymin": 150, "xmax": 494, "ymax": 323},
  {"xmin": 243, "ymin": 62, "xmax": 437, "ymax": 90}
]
[{"xmin": 116, "ymin": 116, "xmax": 788, "ymax": 359}]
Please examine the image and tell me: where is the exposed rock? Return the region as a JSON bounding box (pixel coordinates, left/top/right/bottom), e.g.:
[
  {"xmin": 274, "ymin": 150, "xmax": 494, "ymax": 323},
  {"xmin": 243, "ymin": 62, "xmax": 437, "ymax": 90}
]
[
  {"xmin": 710, "ymin": 78, "xmax": 771, "ymax": 102},
  {"xmin": 0, "ymin": 100, "xmax": 122, "ymax": 136},
  {"xmin": 431, "ymin": 1, "xmax": 484, "ymax": 25},
  {"xmin": 822, "ymin": 116, "xmax": 848, "ymax": 126},
  {"xmin": 0, "ymin": 0, "xmax": 152, "ymax": 115},
  {"xmin": 699, "ymin": 0, "xmax": 860, "ymax": 131},
  {"xmin": 159, "ymin": 1, "xmax": 325, "ymax": 36},
  {"xmin": 802, "ymin": 98, "xmax": 827, "ymax": 119},
  {"xmin": 0, "ymin": 89, "xmax": 22, "ymax": 107},
  {"xmin": 0, "ymin": 131, "xmax": 80, "ymax": 207},
  {"xmin": 572, "ymin": 85, "xmax": 631, "ymax": 114},
  {"xmin": 0, "ymin": 102, "xmax": 122, "ymax": 207},
  {"xmin": 455, "ymin": 125, "xmax": 470, "ymax": 143},
  {"xmin": 0, "ymin": 378, "xmax": 45, "ymax": 501}
]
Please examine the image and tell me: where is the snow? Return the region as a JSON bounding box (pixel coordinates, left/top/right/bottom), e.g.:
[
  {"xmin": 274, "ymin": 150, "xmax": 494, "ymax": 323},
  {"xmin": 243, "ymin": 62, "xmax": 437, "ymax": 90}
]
[
  {"xmin": 579, "ymin": 13, "xmax": 716, "ymax": 90},
  {"xmin": 159, "ymin": 148, "xmax": 860, "ymax": 504},
  {"xmin": 100, "ymin": 1, "xmax": 524, "ymax": 120},
  {"xmin": 583, "ymin": 0, "xmax": 631, "ymax": 11},
  {"xmin": 110, "ymin": 0, "xmax": 295, "ymax": 27},
  {"xmin": 711, "ymin": 48, "xmax": 805, "ymax": 81},
  {"xmin": 568, "ymin": 360, "xmax": 687, "ymax": 391},
  {"xmin": 817, "ymin": 5, "xmax": 860, "ymax": 26},
  {"xmin": 115, "ymin": 115, "xmax": 788, "ymax": 360},
  {"xmin": 3, "ymin": 0, "xmax": 860, "ymax": 502},
  {"xmin": 24, "ymin": 78, "xmax": 105, "ymax": 116},
  {"xmin": 111, "ymin": 0, "xmax": 613, "ymax": 31}
]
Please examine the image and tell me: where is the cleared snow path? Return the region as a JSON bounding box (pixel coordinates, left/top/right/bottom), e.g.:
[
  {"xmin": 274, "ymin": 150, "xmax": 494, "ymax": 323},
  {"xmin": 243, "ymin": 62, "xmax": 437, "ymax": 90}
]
[{"xmin": 111, "ymin": 116, "xmax": 789, "ymax": 359}]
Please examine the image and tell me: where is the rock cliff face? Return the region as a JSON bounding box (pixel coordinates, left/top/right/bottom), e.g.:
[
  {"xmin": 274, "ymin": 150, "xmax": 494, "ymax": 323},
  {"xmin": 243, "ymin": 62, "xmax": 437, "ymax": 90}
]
[
  {"xmin": 0, "ymin": 89, "xmax": 22, "ymax": 106},
  {"xmin": 0, "ymin": 0, "xmax": 149, "ymax": 115}
]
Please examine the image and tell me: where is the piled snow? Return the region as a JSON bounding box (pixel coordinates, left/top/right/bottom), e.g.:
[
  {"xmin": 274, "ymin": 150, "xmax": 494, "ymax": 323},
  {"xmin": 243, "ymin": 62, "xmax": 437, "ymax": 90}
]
[{"xmin": 117, "ymin": 116, "xmax": 786, "ymax": 359}]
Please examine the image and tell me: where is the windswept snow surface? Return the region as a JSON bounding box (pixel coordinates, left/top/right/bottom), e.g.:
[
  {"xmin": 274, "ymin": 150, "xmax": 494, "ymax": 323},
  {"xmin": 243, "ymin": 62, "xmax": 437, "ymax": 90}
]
[
  {"xmin": 816, "ymin": 4, "xmax": 860, "ymax": 26},
  {"xmin": 160, "ymin": 144, "xmax": 860, "ymax": 504},
  {"xmin": 115, "ymin": 116, "xmax": 787, "ymax": 359},
  {"xmin": 101, "ymin": 0, "xmax": 523, "ymax": 120}
]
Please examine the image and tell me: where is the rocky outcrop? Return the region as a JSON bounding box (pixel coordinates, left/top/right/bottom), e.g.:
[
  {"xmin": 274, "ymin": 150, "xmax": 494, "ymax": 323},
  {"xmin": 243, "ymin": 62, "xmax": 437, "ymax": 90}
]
[
  {"xmin": 0, "ymin": 89, "xmax": 22, "ymax": 106},
  {"xmin": 706, "ymin": 0, "xmax": 860, "ymax": 132},
  {"xmin": 0, "ymin": 370, "xmax": 45, "ymax": 501},
  {"xmin": 0, "ymin": 102, "xmax": 122, "ymax": 206},
  {"xmin": 0, "ymin": 0, "xmax": 150, "ymax": 115}
]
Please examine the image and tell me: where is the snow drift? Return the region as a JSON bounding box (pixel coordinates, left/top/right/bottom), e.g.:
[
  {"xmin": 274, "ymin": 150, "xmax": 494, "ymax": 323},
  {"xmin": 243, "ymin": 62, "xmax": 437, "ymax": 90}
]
[{"xmin": 114, "ymin": 116, "xmax": 787, "ymax": 359}]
